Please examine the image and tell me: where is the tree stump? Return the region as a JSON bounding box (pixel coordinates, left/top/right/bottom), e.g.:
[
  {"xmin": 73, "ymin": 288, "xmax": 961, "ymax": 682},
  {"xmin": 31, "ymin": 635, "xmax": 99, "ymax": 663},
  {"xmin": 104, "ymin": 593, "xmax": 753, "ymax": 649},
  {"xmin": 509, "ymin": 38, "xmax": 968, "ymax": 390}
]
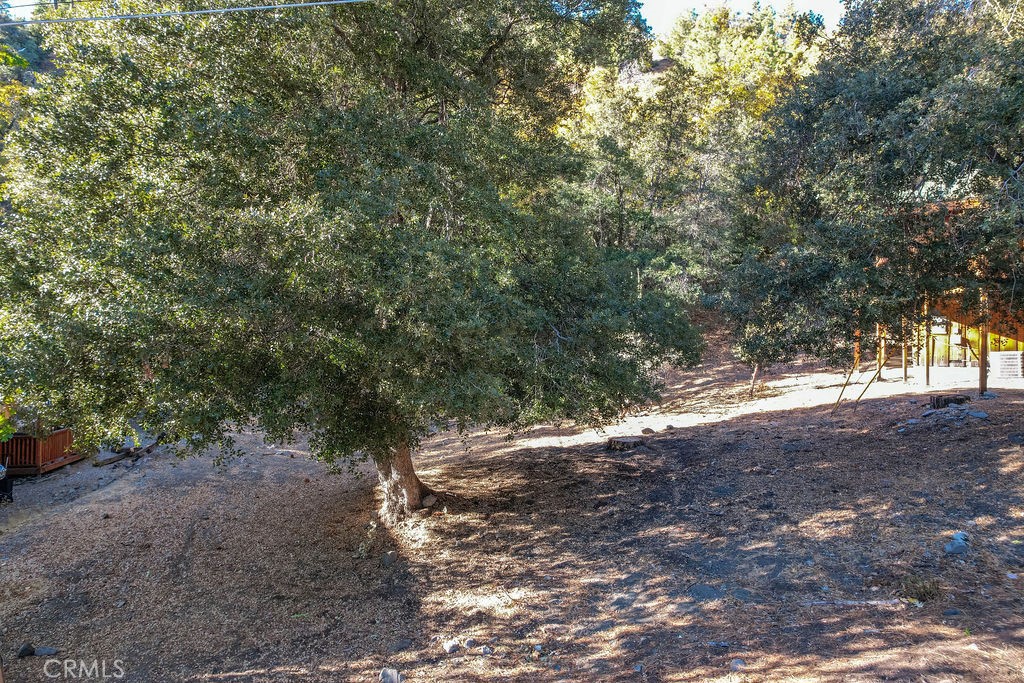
[{"xmin": 929, "ymin": 394, "xmax": 971, "ymax": 409}]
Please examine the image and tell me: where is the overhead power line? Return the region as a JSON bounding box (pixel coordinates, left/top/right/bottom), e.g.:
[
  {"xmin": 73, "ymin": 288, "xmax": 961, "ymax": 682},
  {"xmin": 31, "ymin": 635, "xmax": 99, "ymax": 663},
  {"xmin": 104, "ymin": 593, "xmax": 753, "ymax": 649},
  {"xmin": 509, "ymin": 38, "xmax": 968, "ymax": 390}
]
[
  {"xmin": 0, "ymin": 0, "xmax": 368, "ymax": 26},
  {"xmin": 3, "ymin": 0, "xmax": 101, "ymax": 11}
]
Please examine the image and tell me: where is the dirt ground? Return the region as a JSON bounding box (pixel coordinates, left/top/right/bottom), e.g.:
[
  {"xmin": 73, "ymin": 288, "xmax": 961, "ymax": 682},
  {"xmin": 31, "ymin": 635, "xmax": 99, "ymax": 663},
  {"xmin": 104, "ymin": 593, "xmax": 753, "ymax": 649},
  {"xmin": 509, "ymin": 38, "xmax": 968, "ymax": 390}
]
[{"xmin": 2, "ymin": 353, "xmax": 1023, "ymax": 682}]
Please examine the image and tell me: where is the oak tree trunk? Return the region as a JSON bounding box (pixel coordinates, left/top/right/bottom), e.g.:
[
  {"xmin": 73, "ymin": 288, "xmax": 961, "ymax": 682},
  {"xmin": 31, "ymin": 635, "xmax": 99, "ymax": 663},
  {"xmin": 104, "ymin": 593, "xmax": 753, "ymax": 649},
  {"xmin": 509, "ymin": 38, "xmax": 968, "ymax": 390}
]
[{"xmin": 375, "ymin": 440, "xmax": 431, "ymax": 524}]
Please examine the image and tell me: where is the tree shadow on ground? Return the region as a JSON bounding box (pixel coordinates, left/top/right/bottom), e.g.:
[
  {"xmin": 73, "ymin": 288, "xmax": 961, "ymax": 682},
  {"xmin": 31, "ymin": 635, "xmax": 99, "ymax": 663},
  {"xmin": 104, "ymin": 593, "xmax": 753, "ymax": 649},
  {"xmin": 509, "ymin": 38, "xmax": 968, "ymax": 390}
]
[
  {"xmin": 400, "ymin": 389, "xmax": 1024, "ymax": 681},
  {"xmin": 0, "ymin": 452, "xmax": 426, "ymax": 682},
  {"xmin": 2, "ymin": 392, "xmax": 1024, "ymax": 682}
]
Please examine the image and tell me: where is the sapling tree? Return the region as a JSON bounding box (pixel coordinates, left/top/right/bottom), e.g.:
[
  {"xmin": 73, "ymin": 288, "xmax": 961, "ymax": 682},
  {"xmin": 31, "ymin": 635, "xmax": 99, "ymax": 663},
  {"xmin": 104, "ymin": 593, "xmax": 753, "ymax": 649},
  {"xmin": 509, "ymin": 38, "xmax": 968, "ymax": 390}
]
[{"xmin": 0, "ymin": 0, "xmax": 700, "ymax": 521}]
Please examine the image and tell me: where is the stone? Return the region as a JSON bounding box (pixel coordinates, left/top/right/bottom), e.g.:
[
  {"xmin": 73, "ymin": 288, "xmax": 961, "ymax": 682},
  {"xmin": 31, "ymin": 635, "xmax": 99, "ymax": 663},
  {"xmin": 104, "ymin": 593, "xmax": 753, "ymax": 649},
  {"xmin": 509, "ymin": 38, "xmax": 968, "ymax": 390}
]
[
  {"xmin": 379, "ymin": 668, "xmax": 403, "ymax": 683},
  {"xmin": 1008, "ymin": 573, "xmax": 1019, "ymax": 580},
  {"xmin": 1009, "ymin": 434, "xmax": 1024, "ymax": 445},
  {"xmin": 729, "ymin": 658, "xmax": 747, "ymax": 672},
  {"xmin": 906, "ymin": 418, "xmax": 921, "ymax": 425},
  {"xmin": 943, "ymin": 608, "xmax": 961, "ymax": 616},
  {"xmin": 443, "ymin": 639, "xmax": 460, "ymax": 654},
  {"xmin": 967, "ymin": 411, "xmax": 988, "ymax": 419},
  {"xmin": 17, "ymin": 643, "xmax": 34, "ymax": 658},
  {"xmin": 922, "ymin": 409, "xmax": 937, "ymax": 417},
  {"xmin": 641, "ymin": 428, "xmax": 655, "ymax": 435},
  {"xmin": 665, "ymin": 425, "xmax": 676, "ymax": 430},
  {"xmin": 382, "ymin": 551, "xmax": 398, "ymax": 567},
  {"xmin": 534, "ymin": 644, "xmax": 543, "ymax": 652},
  {"xmin": 945, "ymin": 540, "xmax": 969, "ymax": 554},
  {"xmin": 421, "ymin": 494, "xmax": 438, "ymax": 508},
  {"xmin": 634, "ymin": 664, "xmax": 644, "ymax": 673},
  {"xmin": 980, "ymin": 391, "xmax": 998, "ymax": 400},
  {"xmin": 464, "ymin": 638, "xmax": 477, "ymax": 648},
  {"xmin": 481, "ymin": 645, "xmax": 494, "ymax": 655},
  {"xmin": 688, "ymin": 584, "xmax": 724, "ymax": 602},
  {"xmin": 608, "ymin": 437, "xmax": 645, "ymax": 451},
  {"xmin": 33, "ymin": 646, "xmax": 57, "ymax": 656}
]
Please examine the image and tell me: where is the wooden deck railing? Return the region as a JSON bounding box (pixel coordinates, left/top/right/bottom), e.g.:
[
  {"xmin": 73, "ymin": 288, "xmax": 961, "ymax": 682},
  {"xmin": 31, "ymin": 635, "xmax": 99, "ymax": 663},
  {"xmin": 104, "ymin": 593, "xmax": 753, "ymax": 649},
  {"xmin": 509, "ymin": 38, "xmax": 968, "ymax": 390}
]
[{"xmin": 1, "ymin": 428, "xmax": 82, "ymax": 476}]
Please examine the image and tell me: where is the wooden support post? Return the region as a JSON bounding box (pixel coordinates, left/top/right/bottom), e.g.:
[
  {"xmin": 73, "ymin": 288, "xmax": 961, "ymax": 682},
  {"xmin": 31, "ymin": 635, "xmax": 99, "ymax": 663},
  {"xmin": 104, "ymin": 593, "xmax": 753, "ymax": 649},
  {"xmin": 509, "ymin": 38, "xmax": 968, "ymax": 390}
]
[
  {"xmin": 902, "ymin": 342, "xmax": 909, "ymax": 382},
  {"xmin": 914, "ymin": 317, "xmax": 920, "ymax": 366},
  {"xmin": 853, "ymin": 328, "xmax": 862, "ymax": 372},
  {"xmin": 980, "ymin": 291, "xmax": 989, "ymax": 396},
  {"xmin": 876, "ymin": 323, "xmax": 886, "ymax": 381},
  {"xmin": 930, "ymin": 337, "xmax": 936, "ymax": 379},
  {"xmin": 901, "ymin": 318, "xmax": 909, "ymax": 383},
  {"xmin": 924, "ymin": 297, "xmax": 931, "ymax": 386},
  {"xmin": 980, "ymin": 330, "xmax": 989, "ymax": 394}
]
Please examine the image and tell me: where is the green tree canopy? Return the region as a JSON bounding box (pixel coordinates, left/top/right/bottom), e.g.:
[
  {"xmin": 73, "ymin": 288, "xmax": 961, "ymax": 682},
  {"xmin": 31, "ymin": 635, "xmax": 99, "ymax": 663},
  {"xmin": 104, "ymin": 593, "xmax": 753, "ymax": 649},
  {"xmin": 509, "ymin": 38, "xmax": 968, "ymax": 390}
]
[
  {"xmin": 725, "ymin": 0, "xmax": 1024, "ymax": 368},
  {"xmin": 559, "ymin": 5, "xmax": 822, "ymax": 374},
  {"xmin": 0, "ymin": 10, "xmax": 44, "ymax": 147},
  {"xmin": 0, "ymin": 0, "xmax": 700, "ymax": 520}
]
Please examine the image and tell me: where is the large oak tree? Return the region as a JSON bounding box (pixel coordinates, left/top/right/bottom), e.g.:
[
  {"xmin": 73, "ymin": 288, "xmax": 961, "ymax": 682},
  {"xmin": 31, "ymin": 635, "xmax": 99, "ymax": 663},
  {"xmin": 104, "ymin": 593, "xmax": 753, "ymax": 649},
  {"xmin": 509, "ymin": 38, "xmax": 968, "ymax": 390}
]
[{"xmin": 0, "ymin": 0, "xmax": 700, "ymax": 521}]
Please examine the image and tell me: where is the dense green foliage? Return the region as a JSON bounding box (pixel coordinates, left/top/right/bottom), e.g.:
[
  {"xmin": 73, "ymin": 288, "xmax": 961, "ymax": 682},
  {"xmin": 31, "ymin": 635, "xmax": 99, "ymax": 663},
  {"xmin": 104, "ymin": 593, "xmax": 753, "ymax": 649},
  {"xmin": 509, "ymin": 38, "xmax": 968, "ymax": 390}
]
[
  {"xmin": 561, "ymin": 6, "xmax": 823, "ymax": 368},
  {"xmin": 725, "ymin": 0, "xmax": 1024, "ymax": 366},
  {"xmin": 0, "ymin": 9, "xmax": 42, "ymax": 443},
  {"xmin": 561, "ymin": 0, "xmax": 1022, "ymax": 373},
  {"xmin": 564, "ymin": 6, "xmax": 821, "ymax": 255},
  {"xmin": 0, "ymin": 0, "xmax": 699, "ymax": 471},
  {"xmin": 0, "ymin": 8, "xmax": 44, "ymax": 149}
]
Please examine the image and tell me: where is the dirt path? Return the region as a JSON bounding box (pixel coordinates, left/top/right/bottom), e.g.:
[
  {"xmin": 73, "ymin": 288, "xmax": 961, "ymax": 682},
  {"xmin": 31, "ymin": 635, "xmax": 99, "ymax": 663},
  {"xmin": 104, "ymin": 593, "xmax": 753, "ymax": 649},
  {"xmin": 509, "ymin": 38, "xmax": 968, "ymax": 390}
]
[{"xmin": 2, "ymin": 362, "xmax": 1023, "ymax": 682}]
